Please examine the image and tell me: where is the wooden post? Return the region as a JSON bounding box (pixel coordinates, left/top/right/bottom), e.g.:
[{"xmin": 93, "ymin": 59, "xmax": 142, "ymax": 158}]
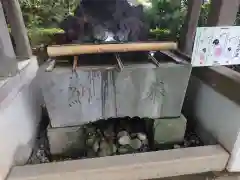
[
  {"xmin": 0, "ymin": 1, "xmax": 17, "ymax": 77},
  {"xmin": 179, "ymin": 0, "xmax": 202, "ymax": 55},
  {"xmin": 2, "ymin": 0, "xmax": 32, "ymax": 60},
  {"xmin": 0, "ymin": 1, "xmax": 15, "ymax": 59},
  {"xmin": 207, "ymin": 0, "xmax": 239, "ymax": 26}
]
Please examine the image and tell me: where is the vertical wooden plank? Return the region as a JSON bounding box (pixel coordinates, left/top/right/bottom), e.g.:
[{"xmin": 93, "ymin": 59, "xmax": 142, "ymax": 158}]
[
  {"xmin": 179, "ymin": 0, "xmax": 202, "ymax": 55},
  {"xmin": 2, "ymin": 0, "xmax": 32, "ymax": 60},
  {"xmin": 207, "ymin": 0, "xmax": 239, "ymax": 26},
  {"xmin": 0, "ymin": 0, "xmax": 17, "ymax": 77},
  {"xmin": 0, "ymin": 1, "xmax": 15, "ymax": 59}
]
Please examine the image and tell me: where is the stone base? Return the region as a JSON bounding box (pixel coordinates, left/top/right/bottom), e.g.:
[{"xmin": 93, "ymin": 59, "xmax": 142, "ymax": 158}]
[
  {"xmin": 154, "ymin": 115, "xmax": 187, "ymax": 144},
  {"xmin": 48, "ymin": 115, "xmax": 187, "ymax": 156},
  {"xmin": 47, "ymin": 126, "xmax": 85, "ymax": 156}
]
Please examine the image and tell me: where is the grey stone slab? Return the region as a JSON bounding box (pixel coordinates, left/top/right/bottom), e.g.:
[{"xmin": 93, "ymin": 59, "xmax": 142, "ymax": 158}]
[
  {"xmin": 154, "ymin": 114, "xmax": 187, "ymax": 144},
  {"xmin": 39, "ymin": 62, "xmax": 191, "ymax": 127},
  {"xmin": 47, "ymin": 126, "xmax": 85, "ymax": 156}
]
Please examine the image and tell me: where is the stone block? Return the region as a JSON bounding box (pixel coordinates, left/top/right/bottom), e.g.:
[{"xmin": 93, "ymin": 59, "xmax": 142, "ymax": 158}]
[
  {"xmin": 38, "ymin": 62, "xmax": 191, "ymax": 127},
  {"xmin": 47, "ymin": 126, "xmax": 85, "ymax": 156},
  {"xmin": 154, "ymin": 114, "xmax": 187, "ymax": 144}
]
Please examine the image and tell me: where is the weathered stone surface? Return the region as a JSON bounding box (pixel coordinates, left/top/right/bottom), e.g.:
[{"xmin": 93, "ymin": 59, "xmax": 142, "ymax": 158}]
[
  {"xmin": 47, "ymin": 126, "xmax": 85, "ymax": 156},
  {"xmin": 154, "ymin": 114, "xmax": 187, "ymax": 144},
  {"xmin": 39, "ymin": 62, "xmax": 191, "ymax": 128}
]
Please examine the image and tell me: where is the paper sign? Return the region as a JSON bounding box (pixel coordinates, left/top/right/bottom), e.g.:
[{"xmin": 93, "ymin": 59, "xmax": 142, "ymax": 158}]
[{"xmin": 192, "ymin": 26, "xmax": 240, "ymax": 67}]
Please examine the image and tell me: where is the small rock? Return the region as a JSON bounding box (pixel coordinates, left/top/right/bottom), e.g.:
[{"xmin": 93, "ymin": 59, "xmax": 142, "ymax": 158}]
[
  {"xmin": 118, "ymin": 135, "xmax": 131, "ymax": 145},
  {"xmin": 98, "ymin": 140, "xmax": 112, "ymax": 157},
  {"xmin": 93, "ymin": 140, "xmax": 100, "ymax": 153},
  {"xmin": 117, "ymin": 131, "xmax": 129, "ymax": 138},
  {"xmin": 137, "ymin": 133, "xmax": 147, "ymax": 141},
  {"xmin": 118, "ymin": 146, "xmax": 129, "ymax": 154},
  {"xmin": 108, "ymin": 140, "xmax": 117, "ymax": 155},
  {"xmin": 142, "ymin": 139, "xmax": 148, "ymax": 145},
  {"xmin": 174, "ymin": 144, "xmax": 181, "ymax": 149},
  {"xmin": 104, "ymin": 125, "xmax": 115, "ymax": 138},
  {"xmin": 130, "ymin": 138, "xmax": 142, "ymax": 150},
  {"xmin": 86, "ymin": 136, "xmax": 95, "ymax": 147}
]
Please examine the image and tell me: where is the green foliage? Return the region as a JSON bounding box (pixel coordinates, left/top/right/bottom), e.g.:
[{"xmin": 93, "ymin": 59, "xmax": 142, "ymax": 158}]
[
  {"xmin": 198, "ymin": 1, "xmax": 211, "ymax": 26},
  {"xmin": 28, "ymin": 28, "xmax": 64, "ymax": 46},
  {"xmin": 145, "ymin": 0, "xmax": 186, "ymax": 40},
  {"xmin": 19, "ymin": 0, "xmax": 79, "ymax": 28},
  {"xmin": 145, "ymin": 0, "xmax": 211, "ymax": 40},
  {"xmin": 19, "ymin": 0, "xmax": 211, "ymax": 45},
  {"xmin": 149, "ymin": 28, "xmax": 171, "ymax": 40}
]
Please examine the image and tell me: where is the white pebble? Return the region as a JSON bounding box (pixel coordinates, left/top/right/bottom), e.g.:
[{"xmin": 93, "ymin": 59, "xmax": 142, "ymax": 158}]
[
  {"xmin": 174, "ymin": 144, "xmax": 181, "ymax": 149},
  {"xmin": 137, "ymin": 133, "xmax": 147, "ymax": 141},
  {"xmin": 117, "ymin": 131, "xmax": 129, "ymax": 138},
  {"xmin": 131, "ymin": 138, "xmax": 142, "ymax": 150},
  {"xmin": 118, "ymin": 135, "xmax": 131, "ymax": 145},
  {"xmin": 100, "ymin": 139, "xmax": 108, "ymax": 150},
  {"xmin": 112, "ymin": 144, "xmax": 117, "ymax": 154}
]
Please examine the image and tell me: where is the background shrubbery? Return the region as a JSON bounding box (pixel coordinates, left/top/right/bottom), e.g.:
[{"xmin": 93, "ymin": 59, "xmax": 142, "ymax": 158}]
[{"xmin": 19, "ymin": 0, "xmax": 212, "ymax": 46}]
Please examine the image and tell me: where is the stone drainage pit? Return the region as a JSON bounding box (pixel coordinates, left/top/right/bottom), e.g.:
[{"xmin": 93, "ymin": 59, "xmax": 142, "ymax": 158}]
[{"xmin": 27, "ymin": 111, "xmax": 203, "ymax": 165}]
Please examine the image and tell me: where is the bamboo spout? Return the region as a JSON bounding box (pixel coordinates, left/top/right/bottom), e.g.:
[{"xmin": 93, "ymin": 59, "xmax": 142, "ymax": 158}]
[{"xmin": 47, "ymin": 42, "xmax": 177, "ymax": 57}]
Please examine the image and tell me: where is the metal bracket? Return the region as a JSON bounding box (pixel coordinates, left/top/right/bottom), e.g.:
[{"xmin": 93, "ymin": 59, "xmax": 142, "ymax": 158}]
[
  {"xmin": 148, "ymin": 53, "xmax": 160, "ymax": 67},
  {"xmin": 73, "ymin": 56, "xmax": 78, "ymax": 71},
  {"xmin": 115, "ymin": 53, "xmax": 124, "ymax": 71},
  {"xmin": 45, "ymin": 59, "xmax": 56, "ymax": 72}
]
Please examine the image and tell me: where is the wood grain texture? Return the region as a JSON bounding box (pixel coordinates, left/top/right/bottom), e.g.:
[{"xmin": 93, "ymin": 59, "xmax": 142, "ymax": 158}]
[
  {"xmin": 0, "ymin": 1, "xmax": 15, "ymax": 59},
  {"xmin": 8, "ymin": 145, "xmax": 229, "ymax": 180},
  {"xmin": 2, "ymin": 0, "xmax": 32, "ymax": 59},
  {"xmin": 207, "ymin": 0, "xmax": 239, "ymax": 26},
  {"xmin": 47, "ymin": 42, "xmax": 177, "ymax": 57},
  {"xmin": 179, "ymin": 0, "xmax": 202, "ymax": 55}
]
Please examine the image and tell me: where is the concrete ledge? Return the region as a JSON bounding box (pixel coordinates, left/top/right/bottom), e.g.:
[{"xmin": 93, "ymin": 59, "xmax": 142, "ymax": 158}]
[
  {"xmin": 192, "ymin": 66, "xmax": 240, "ymax": 105},
  {"xmin": 0, "ymin": 57, "xmax": 38, "ymax": 107},
  {"xmin": 0, "ymin": 57, "xmax": 41, "ymax": 179},
  {"xmin": 8, "ymin": 145, "xmax": 229, "ymax": 180}
]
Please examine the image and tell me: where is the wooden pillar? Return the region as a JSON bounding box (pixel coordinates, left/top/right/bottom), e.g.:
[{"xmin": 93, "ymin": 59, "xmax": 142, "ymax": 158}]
[
  {"xmin": 0, "ymin": 1, "xmax": 15, "ymax": 59},
  {"xmin": 207, "ymin": 0, "xmax": 239, "ymax": 26},
  {"xmin": 0, "ymin": 1, "xmax": 17, "ymax": 77},
  {"xmin": 2, "ymin": 0, "xmax": 32, "ymax": 60},
  {"xmin": 179, "ymin": 0, "xmax": 202, "ymax": 55}
]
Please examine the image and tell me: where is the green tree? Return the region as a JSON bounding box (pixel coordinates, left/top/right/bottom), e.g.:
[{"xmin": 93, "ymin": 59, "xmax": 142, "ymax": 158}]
[
  {"xmin": 19, "ymin": 0, "xmax": 79, "ymax": 28},
  {"xmin": 145, "ymin": 0, "xmax": 186, "ymax": 40}
]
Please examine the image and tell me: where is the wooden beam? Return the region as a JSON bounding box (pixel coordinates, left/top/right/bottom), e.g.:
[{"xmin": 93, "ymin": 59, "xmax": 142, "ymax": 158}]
[
  {"xmin": 207, "ymin": 0, "xmax": 239, "ymax": 26},
  {"xmin": 179, "ymin": 0, "xmax": 202, "ymax": 55},
  {"xmin": 47, "ymin": 42, "xmax": 177, "ymax": 57},
  {"xmin": 2, "ymin": 0, "xmax": 32, "ymax": 60},
  {"xmin": 8, "ymin": 145, "xmax": 229, "ymax": 180}
]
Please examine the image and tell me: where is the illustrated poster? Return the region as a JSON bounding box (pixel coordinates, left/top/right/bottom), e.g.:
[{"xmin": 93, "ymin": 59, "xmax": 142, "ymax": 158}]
[{"xmin": 192, "ymin": 26, "xmax": 240, "ymax": 67}]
